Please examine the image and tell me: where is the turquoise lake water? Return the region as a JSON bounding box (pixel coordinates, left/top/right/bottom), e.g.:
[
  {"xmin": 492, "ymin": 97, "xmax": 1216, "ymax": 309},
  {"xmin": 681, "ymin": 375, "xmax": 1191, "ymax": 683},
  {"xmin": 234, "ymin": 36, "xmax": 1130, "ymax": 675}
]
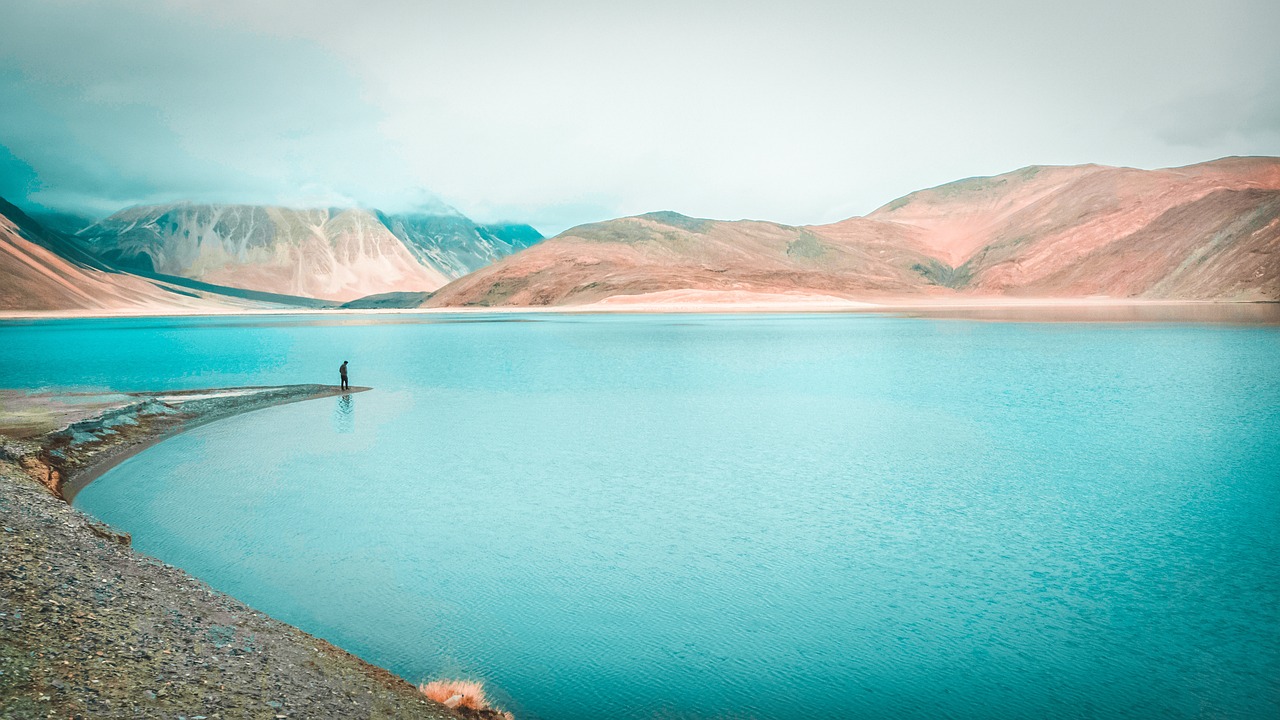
[{"xmin": 2, "ymin": 313, "xmax": 1278, "ymax": 719}]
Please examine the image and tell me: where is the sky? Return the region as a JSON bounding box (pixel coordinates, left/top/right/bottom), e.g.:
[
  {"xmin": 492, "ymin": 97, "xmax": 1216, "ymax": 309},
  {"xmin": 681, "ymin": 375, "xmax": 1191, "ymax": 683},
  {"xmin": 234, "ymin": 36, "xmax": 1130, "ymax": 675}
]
[{"xmin": 1, "ymin": 0, "xmax": 1278, "ymax": 234}]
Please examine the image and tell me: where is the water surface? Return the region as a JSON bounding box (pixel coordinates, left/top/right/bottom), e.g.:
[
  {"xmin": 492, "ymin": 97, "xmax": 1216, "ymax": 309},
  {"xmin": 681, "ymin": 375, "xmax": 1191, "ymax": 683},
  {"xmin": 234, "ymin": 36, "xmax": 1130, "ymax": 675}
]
[{"xmin": 2, "ymin": 313, "xmax": 1277, "ymax": 719}]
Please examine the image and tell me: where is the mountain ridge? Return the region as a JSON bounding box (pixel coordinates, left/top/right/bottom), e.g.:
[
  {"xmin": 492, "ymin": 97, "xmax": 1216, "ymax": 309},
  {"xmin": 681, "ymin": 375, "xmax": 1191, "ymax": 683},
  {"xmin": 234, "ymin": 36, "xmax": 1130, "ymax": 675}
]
[
  {"xmin": 422, "ymin": 156, "xmax": 1280, "ymax": 307},
  {"xmin": 74, "ymin": 202, "xmax": 543, "ymax": 302},
  {"xmin": 7, "ymin": 156, "xmax": 1277, "ymax": 312}
]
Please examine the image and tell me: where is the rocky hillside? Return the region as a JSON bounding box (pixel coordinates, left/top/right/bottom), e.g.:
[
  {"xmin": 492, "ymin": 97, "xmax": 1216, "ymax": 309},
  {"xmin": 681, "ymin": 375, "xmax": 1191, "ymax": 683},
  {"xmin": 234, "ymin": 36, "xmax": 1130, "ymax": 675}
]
[
  {"xmin": 76, "ymin": 204, "xmax": 542, "ymax": 302},
  {"xmin": 425, "ymin": 157, "xmax": 1280, "ymax": 307}
]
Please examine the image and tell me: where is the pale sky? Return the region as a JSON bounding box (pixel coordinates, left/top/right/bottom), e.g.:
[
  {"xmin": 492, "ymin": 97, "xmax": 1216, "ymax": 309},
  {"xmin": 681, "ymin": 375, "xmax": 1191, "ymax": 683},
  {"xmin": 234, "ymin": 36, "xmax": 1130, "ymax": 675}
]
[{"xmin": 2, "ymin": 0, "xmax": 1278, "ymax": 233}]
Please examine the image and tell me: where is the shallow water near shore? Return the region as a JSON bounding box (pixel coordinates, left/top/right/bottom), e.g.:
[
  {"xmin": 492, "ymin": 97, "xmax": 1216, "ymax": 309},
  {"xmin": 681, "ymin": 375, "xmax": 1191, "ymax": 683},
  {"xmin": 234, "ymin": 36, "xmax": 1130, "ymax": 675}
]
[{"xmin": 3, "ymin": 313, "xmax": 1278, "ymax": 719}]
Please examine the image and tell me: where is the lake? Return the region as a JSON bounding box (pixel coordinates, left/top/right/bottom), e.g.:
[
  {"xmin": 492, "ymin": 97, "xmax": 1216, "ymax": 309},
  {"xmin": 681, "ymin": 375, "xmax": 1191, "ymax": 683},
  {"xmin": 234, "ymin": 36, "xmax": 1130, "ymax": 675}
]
[{"xmin": 3, "ymin": 312, "xmax": 1278, "ymax": 719}]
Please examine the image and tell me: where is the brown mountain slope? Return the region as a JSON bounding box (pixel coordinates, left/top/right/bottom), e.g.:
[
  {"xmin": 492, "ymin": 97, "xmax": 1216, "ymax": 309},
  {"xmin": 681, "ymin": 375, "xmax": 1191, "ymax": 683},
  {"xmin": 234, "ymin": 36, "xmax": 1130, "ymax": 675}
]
[
  {"xmin": 2, "ymin": 198, "xmax": 185, "ymax": 312},
  {"xmin": 859, "ymin": 164, "xmax": 1107, "ymax": 266},
  {"xmin": 878, "ymin": 157, "xmax": 1280, "ymax": 297},
  {"xmin": 424, "ymin": 211, "xmax": 947, "ymax": 307},
  {"xmin": 426, "ymin": 157, "xmax": 1280, "ymax": 307},
  {"xmin": 0, "ymin": 198, "xmax": 291, "ymax": 313},
  {"xmin": 1013, "ymin": 188, "xmax": 1280, "ymax": 300}
]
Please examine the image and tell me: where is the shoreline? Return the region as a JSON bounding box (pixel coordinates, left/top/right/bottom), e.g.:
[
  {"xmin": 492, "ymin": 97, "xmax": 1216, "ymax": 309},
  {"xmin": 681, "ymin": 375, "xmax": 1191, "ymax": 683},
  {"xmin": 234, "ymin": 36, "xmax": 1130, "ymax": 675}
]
[
  {"xmin": 0, "ymin": 462, "xmax": 459, "ymax": 719},
  {"xmin": 0, "ymin": 384, "xmax": 505, "ymax": 719},
  {"xmin": 59, "ymin": 386, "xmax": 372, "ymax": 503},
  {"xmin": 1, "ymin": 384, "xmax": 371, "ymax": 501},
  {"xmin": 0, "ymin": 296, "xmax": 1276, "ymax": 324}
]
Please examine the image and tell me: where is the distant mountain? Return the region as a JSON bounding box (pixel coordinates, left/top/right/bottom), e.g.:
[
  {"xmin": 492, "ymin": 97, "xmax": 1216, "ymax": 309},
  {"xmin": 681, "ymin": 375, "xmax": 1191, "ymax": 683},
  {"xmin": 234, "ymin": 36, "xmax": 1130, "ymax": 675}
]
[
  {"xmin": 423, "ymin": 157, "xmax": 1280, "ymax": 307},
  {"xmin": 76, "ymin": 204, "xmax": 445, "ymax": 302},
  {"xmin": 11, "ymin": 157, "xmax": 1275, "ymax": 312},
  {"xmin": 25, "ymin": 209, "xmax": 98, "ymax": 237},
  {"xmin": 338, "ymin": 291, "xmax": 433, "ymax": 310},
  {"xmin": 0, "ymin": 196, "xmax": 320, "ymax": 312},
  {"xmin": 424, "ymin": 210, "xmax": 943, "ymax": 307},
  {"xmin": 380, "ymin": 212, "xmax": 544, "ymax": 279},
  {"xmin": 74, "ymin": 204, "xmax": 542, "ymax": 302}
]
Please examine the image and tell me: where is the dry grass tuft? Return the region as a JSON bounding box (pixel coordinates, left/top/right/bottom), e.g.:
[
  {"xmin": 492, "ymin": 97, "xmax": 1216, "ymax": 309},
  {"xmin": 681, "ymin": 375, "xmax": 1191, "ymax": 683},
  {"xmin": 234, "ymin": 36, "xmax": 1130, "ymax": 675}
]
[{"xmin": 418, "ymin": 679, "xmax": 493, "ymax": 711}]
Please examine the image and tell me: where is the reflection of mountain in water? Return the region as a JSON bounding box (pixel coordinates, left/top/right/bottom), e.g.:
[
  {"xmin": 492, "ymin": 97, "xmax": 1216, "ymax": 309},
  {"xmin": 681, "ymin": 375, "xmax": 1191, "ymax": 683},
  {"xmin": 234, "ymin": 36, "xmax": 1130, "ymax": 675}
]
[{"xmin": 334, "ymin": 394, "xmax": 354, "ymax": 434}]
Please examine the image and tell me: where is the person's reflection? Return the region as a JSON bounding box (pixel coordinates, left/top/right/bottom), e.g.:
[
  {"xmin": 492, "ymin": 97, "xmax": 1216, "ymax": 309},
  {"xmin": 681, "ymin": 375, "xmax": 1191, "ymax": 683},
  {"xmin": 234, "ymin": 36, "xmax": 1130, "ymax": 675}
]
[{"xmin": 334, "ymin": 393, "xmax": 355, "ymax": 434}]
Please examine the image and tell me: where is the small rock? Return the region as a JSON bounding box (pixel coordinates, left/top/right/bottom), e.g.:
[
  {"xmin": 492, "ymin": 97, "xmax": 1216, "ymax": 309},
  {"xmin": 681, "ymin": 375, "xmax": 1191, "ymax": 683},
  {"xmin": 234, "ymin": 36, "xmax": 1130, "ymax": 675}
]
[{"xmin": 85, "ymin": 519, "xmax": 131, "ymax": 546}]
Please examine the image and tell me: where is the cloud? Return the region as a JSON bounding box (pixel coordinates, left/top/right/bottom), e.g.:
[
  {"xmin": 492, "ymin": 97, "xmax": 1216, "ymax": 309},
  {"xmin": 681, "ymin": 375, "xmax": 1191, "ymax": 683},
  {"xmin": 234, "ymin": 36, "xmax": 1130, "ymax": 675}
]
[
  {"xmin": 2, "ymin": 0, "xmax": 1278, "ymax": 233},
  {"xmin": 1149, "ymin": 78, "xmax": 1280, "ymax": 148},
  {"xmin": 0, "ymin": 0, "xmax": 416, "ymax": 215}
]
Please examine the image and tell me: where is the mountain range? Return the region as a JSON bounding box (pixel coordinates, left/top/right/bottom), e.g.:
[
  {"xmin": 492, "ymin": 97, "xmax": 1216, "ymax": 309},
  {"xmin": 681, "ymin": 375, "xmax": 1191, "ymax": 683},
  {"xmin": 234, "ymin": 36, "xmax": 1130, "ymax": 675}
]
[
  {"xmin": 2, "ymin": 156, "xmax": 1277, "ymax": 313},
  {"xmin": 0, "ymin": 199, "xmax": 542, "ymax": 311},
  {"xmin": 424, "ymin": 156, "xmax": 1280, "ymax": 307},
  {"xmin": 74, "ymin": 204, "xmax": 542, "ymax": 302}
]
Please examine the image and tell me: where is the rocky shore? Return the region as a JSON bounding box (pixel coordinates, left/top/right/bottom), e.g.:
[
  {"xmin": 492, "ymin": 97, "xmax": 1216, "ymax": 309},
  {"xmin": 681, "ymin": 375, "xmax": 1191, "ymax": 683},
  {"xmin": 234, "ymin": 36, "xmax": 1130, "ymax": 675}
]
[{"xmin": 0, "ymin": 386, "xmax": 484, "ymax": 719}]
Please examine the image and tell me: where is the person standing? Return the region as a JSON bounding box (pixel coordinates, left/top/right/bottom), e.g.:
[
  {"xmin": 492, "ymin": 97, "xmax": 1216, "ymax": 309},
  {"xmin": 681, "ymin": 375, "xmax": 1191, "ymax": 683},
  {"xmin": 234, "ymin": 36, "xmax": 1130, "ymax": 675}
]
[{"xmin": 339, "ymin": 360, "xmax": 350, "ymax": 391}]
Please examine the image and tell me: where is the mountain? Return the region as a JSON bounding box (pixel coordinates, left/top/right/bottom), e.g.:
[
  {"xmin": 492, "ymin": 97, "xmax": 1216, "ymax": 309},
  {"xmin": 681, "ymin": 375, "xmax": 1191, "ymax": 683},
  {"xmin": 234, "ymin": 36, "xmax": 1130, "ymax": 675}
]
[
  {"xmin": 76, "ymin": 204, "xmax": 446, "ymax": 302},
  {"xmin": 423, "ymin": 157, "xmax": 1280, "ymax": 307},
  {"xmin": 0, "ymin": 196, "xmax": 310, "ymax": 313},
  {"xmin": 424, "ymin": 210, "xmax": 945, "ymax": 307},
  {"xmin": 856, "ymin": 156, "xmax": 1280, "ymax": 298},
  {"xmin": 75, "ymin": 204, "xmax": 542, "ymax": 302},
  {"xmin": 25, "ymin": 209, "xmax": 98, "ymax": 237},
  {"xmin": 10, "ymin": 158, "xmax": 1274, "ymax": 312},
  {"xmin": 380, "ymin": 212, "xmax": 544, "ymax": 278}
]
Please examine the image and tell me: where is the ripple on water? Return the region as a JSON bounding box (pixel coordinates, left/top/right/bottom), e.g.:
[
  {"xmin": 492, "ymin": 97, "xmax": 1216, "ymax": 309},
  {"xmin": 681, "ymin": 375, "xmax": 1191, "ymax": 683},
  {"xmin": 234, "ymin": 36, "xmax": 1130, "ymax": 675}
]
[{"xmin": 36, "ymin": 313, "xmax": 1280, "ymax": 720}]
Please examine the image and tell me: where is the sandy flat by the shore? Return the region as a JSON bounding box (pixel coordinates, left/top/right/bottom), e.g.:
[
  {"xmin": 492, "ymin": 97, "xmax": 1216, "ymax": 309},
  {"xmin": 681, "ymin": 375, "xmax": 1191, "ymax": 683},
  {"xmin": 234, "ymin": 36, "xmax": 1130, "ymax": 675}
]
[
  {"xmin": 0, "ymin": 392, "xmax": 138, "ymax": 439},
  {"xmin": 2, "ymin": 294, "xmax": 1276, "ymax": 323},
  {"xmin": 0, "ymin": 387, "xmax": 302, "ymax": 439},
  {"xmin": 2, "ymin": 293, "xmax": 1269, "ymax": 320},
  {"xmin": 0, "ymin": 385, "xmax": 371, "ymax": 502}
]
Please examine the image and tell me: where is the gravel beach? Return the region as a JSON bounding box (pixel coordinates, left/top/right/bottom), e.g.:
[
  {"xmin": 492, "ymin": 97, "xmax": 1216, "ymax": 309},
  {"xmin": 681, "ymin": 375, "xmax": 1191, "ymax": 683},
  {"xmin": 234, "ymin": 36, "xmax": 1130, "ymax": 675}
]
[{"xmin": 0, "ymin": 386, "xmax": 501, "ymax": 719}]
